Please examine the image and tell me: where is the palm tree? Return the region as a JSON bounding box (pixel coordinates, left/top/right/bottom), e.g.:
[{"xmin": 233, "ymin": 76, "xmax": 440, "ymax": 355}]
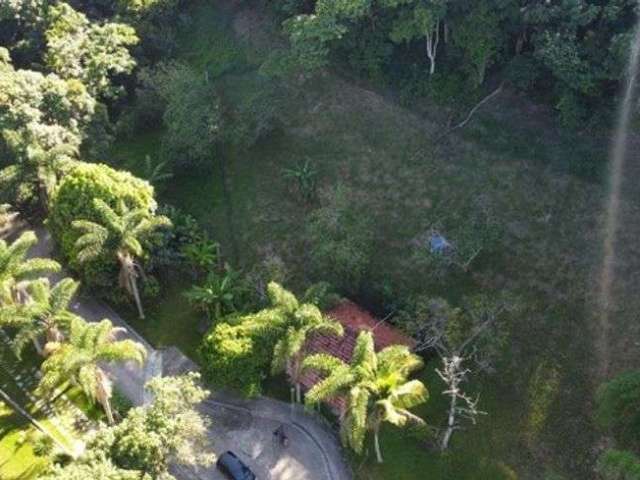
[
  {"xmin": 271, "ymin": 302, "xmax": 343, "ymax": 403},
  {"xmin": 72, "ymin": 199, "xmax": 171, "ymax": 319},
  {"xmin": 7, "ymin": 277, "xmax": 81, "ymax": 357},
  {"xmin": 303, "ymin": 331, "xmax": 428, "ymax": 463},
  {"xmin": 38, "ymin": 317, "xmax": 146, "ymax": 424},
  {"xmin": 0, "ymin": 230, "xmax": 60, "ymax": 305}
]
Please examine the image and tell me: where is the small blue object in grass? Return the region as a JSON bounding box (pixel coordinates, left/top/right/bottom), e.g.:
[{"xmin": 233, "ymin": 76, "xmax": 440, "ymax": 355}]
[{"xmin": 429, "ymin": 233, "xmax": 451, "ymax": 254}]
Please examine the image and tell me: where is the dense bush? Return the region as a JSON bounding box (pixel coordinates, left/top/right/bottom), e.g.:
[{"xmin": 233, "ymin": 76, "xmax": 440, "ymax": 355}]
[
  {"xmin": 199, "ymin": 317, "xmax": 275, "ymax": 397},
  {"xmin": 598, "ymin": 449, "xmax": 640, "ymax": 480},
  {"xmin": 48, "ymin": 161, "xmax": 156, "ymax": 288},
  {"xmin": 596, "ymin": 370, "xmax": 640, "ymax": 447}
]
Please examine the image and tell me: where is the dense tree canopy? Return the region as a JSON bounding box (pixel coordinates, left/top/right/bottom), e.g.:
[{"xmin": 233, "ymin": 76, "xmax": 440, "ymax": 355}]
[{"xmin": 276, "ymin": 0, "xmax": 637, "ymax": 124}]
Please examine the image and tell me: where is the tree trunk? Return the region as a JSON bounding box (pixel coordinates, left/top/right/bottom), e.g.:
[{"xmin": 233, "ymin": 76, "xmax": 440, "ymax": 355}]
[
  {"xmin": 295, "ymin": 383, "xmax": 301, "ymax": 404},
  {"xmin": 374, "ymin": 427, "xmax": 383, "ymax": 463},
  {"xmin": 441, "ymin": 388, "xmax": 457, "ymax": 451},
  {"xmin": 129, "ymin": 274, "xmax": 145, "ymax": 320},
  {"xmin": 32, "ymin": 337, "xmax": 43, "ymax": 355},
  {"xmin": 96, "ymin": 369, "xmax": 114, "ymax": 425},
  {"xmin": 119, "ymin": 252, "xmax": 145, "ymax": 319}
]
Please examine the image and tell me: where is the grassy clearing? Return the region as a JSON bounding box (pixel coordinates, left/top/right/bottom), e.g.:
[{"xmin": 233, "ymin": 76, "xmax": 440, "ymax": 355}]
[{"xmin": 110, "ymin": 1, "xmax": 612, "ymax": 478}]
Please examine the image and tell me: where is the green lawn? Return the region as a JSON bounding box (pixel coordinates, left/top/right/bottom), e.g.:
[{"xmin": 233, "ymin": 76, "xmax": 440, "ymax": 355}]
[
  {"xmin": 0, "ymin": 335, "xmax": 91, "ymax": 478},
  {"xmin": 110, "ymin": 1, "xmax": 608, "ymax": 478},
  {"xmin": 0, "ymin": 405, "xmax": 48, "ymax": 480}
]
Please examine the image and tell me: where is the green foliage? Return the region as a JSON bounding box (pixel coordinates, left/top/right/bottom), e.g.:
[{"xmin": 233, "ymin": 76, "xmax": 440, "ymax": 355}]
[
  {"xmin": 0, "ymin": 230, "xmax": 60, "ymax": 306},
  {"xmin": 273, "ymin": 0, "xmax": 636, "ymax": 124},
  {"xmin": 185, "ymin": 268, "xmax": 244, "ymax": 321},
  {"xmin": 38, "ymin": 317, "xmax": 146, "ymax": 423},
  {"xmin": 182, "ymin": 238, "xmax": 220, "ymax": 276},
  {"xmin": 140, "ymin": 155, "xmax": 172, "ymax": 190},
  {"xmin": 200, "ymin": 318, "xmax": 271, "ymax": 396},
  {"xmin": 71, "ymin": 197, "xmax": 170, "ymax": 317},
  {"xmin": 147, "ymin": 62, "xmax": 222, "ymax": 169},
  {"xmin": 282, "ymin": 158, "xmax": 318, "ymax": 203},
  {"xmin": 6, "ymin": 277, "xmax": 81, "ymax": 358},
  {"xmin": 48, "ymin": 162, "xmax": 157, "ymax": 289},
  {"xmin": 88, "ymin": 373, "xmax": 214, "ymax": 477},
  {"xmin": 40, "ymin": 457, "xmax": 146, "ymax": 480},
  {"xmin": 151, "ymin": 204, "xmax": 207, "ymax": 271},
  {"xmin": 302, "ymin": 281, "xmax": 342, "ymax": 310},
  {"xmin": 284, "ymin": 14, "xmax": 346, "ymax": 71},
  {"xmin": 306, "ymin": 185, "xmax": 374, "ymax": 292},
  {"xmin": 598, "ymin": 449, "xmax": 640, "ymax": 480},
  {"xmin": 45, "ymin": 2, "xmax": 138, "ymax": 98},
  {"xmin": 0, "ymin": 47, "xmax": 95, "ymax": 158},
  {"xmin": 596, "ymin": 370, "xmax": 640, "ymax": 447}
]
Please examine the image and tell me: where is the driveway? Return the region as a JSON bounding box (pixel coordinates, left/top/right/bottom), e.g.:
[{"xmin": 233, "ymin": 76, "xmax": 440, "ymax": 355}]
[{"xmin": 185, "ymin": 401, "xmax": 327, "ymax": 480}]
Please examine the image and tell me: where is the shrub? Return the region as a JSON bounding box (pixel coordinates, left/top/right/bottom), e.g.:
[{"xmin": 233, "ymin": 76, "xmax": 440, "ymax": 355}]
[
  {"xmin": 199, "ymin": 311, "xmax": 283, "ymax": 397},
  {"xmin": 150, "ymin": 204, "xmax": 207, "ymax": 272},
  {"xmin": 48, "ymin": 162, "xmax": 156, "ymax": 289},
  {"xmin": 598, "ymin": 449, "xmax": 640, "ymax": 480},
  {"xmin": 596, "ymin": 371, "xmax": 640, "ymax": 447}
]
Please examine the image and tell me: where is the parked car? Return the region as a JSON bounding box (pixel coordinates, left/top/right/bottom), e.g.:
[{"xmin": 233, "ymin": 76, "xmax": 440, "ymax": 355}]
[{"xmin": 217, "ymin": 451, "xmax": 256, "ymax": 480}]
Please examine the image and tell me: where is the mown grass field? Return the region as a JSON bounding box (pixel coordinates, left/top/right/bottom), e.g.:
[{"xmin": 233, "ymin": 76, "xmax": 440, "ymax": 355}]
[{"xmin": 110, "ymin": 1, "xmax": 620, "ymax": 478}]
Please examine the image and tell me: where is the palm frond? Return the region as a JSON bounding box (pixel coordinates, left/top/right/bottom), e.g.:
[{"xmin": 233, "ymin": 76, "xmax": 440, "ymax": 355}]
[
  {"xmin": 351, "ymin": 331, "xmax": 377, "ymax": 372},
  {"xmin": 342, "ymin": 386, "xmax": 369, "ymax": 453},
  {"xmin": 92, "ymin": 199, "xmax": 121, "ymax": 232},
  {"xmin": 303, "ymin": 353, "xmax": 348, "ymax": 375},
  {"xmin": 377, "ymin": 345, "xmax": 423, "ymax": 378},
  {"xmin": 388, "ymin": 379, "xmax": 429, "ymax": 410},
  {"xmin": 98, "ymin": 340, "xmax": 146, "ymax": 365},
  {"xmin": 305, "ymin": 365, "xmax": 355, "ymax": 405},
  {"xmin": 49, "ymin": 277, "xmax": 79, "ymax": 312},
  {"xmin": 15, "ymin": 258, "xmax": 61, "ymax": 279}
]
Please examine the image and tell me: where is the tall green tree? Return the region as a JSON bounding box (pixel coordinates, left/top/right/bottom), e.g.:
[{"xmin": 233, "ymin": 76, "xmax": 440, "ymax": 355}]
[
  {"xmin": 38, "ymin": 317, "xmax": 146, "ymax": 424},
  {"xmin": 304, "ymin": 330, "xmax": 428, "ymax": 463},
  {"xmin": 0, "ymin": 230, "xmax": 60, "ymax": 306},
  {"xmin": 4, "ymin": 277, "xmax": 80, "ymax": 357},
  {"xmin": 0, "ymin": 47, "xmax": 95, "ymax": 155},
  {"xmin": 72, "ymin": 198, "xmax": 170, "ymax": 319}
]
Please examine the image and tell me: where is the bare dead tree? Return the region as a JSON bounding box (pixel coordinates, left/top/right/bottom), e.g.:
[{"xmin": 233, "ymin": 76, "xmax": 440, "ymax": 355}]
[
  {"xmin": 436, "ymin": 355, "xmax": 485, "ymax": 450},
  {"xmin": 426, "ymin": 20, "xmax": 440, "ymax": 75},
  {"xmin": 403, "ymin": 295, "xmax": 512, "ymax": 449}
]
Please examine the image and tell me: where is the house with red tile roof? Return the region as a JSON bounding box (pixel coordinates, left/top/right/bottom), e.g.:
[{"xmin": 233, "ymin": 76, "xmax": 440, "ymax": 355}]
[{"xmin": 294, "ymin": 300, "xmax": 416, "ymax": 414}]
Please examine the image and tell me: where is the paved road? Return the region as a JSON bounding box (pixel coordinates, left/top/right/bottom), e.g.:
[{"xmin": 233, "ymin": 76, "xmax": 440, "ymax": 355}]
[{"xmin": 24, "ymin": 225, "xmax": 351, "ymax": 480}]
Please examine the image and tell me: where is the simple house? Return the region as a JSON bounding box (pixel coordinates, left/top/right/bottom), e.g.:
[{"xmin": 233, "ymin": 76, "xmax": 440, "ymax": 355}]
[{"xmin": 296, "ymin": 300, "xmax": 416, "ymax": 413}]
